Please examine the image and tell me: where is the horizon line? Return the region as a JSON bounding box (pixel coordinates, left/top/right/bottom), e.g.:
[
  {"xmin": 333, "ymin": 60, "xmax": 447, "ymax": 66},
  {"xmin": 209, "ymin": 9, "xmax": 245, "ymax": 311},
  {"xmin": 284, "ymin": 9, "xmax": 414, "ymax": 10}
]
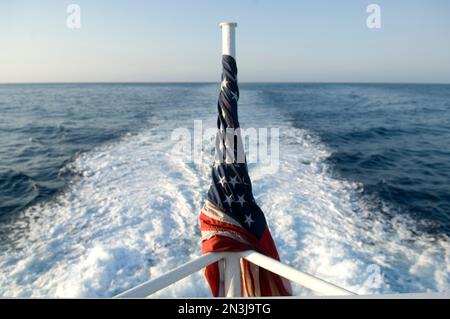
[{"xmin": 1, "ymin": 81, "xmax": 450, "ymax": 85}]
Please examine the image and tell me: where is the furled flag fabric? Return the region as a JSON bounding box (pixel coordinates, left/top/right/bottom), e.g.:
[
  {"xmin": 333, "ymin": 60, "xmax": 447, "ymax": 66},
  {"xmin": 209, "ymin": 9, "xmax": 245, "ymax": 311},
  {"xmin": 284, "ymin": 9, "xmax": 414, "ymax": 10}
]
[{"xmin": 199, "ymin": 55, "xmax": 292, "ymax": 297}]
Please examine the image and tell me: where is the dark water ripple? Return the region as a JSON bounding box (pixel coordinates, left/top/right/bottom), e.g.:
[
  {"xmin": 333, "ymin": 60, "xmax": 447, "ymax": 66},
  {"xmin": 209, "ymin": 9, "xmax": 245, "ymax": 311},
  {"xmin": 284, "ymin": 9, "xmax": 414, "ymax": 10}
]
[
  {"xmin": 242, "ymin": 83, "xmax": 450, "ymax": 235},
  {"xmin": 0, "ymin": 83, "xmax": 164, "ymax": 218}
]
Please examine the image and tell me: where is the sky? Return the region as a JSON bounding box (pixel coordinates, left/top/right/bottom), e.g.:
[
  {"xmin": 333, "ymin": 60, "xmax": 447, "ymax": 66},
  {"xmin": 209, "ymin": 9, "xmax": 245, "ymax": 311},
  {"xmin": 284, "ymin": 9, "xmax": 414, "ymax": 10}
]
[{"xmin": 1, "ymin": 0, "xmax": 450, "ymax": 83}]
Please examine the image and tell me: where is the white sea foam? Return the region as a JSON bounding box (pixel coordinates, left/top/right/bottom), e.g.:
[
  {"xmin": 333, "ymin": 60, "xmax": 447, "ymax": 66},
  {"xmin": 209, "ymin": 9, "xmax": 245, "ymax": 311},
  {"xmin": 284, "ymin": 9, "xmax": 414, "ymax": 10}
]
[{"xmin": 0, "ymin": 103, "xmax": 449, "ymax": 297}]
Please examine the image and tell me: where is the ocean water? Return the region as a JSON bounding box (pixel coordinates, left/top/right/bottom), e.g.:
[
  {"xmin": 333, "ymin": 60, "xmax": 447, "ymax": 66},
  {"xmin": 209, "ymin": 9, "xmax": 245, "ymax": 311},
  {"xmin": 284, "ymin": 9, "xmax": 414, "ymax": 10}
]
[{"xmin": 0, "ymin": 83, "xmax": 449, "ymax": 297}]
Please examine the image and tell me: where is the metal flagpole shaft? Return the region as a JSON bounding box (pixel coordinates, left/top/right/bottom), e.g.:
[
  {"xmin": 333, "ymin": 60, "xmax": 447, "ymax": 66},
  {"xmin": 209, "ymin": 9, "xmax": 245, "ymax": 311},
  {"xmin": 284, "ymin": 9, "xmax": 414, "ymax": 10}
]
[
  {"xmin": 224, "ymin": 253, "xmax": 241, "ymax": 297},
  {"xmin": 219, "ymin": 22, "xmax": 237, "ymax": 58},
  {"xmin": 219, "ymin": 21, "xmax": 241, "ymax": 297}
]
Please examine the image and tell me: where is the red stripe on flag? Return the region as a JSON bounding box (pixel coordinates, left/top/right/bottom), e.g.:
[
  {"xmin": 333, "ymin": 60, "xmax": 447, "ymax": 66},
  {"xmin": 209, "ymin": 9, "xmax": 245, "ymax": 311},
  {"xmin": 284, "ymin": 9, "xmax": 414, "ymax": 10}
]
[{"xmin": 200, "ymin": 208, "xmax": 292, "ymax": 296}]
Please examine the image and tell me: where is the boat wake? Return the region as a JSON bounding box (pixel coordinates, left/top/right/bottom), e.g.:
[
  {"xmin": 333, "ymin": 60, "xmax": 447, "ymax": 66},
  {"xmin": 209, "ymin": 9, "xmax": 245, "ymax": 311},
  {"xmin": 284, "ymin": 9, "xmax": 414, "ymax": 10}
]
[{"xmin": 0, "ymin": 103, "xmax": 449, "ymax": 297}]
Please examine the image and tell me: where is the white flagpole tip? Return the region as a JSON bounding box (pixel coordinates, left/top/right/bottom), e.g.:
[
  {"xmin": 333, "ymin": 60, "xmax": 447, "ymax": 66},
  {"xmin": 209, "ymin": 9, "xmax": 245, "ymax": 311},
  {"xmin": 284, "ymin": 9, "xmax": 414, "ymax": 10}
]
[
  {"xmin": 219, "ymin": 22, "xmax": 237, "ymax": 58},
  {"xmin": 219, "ymin": 22, "xmax": 238, "ymax": 28}
]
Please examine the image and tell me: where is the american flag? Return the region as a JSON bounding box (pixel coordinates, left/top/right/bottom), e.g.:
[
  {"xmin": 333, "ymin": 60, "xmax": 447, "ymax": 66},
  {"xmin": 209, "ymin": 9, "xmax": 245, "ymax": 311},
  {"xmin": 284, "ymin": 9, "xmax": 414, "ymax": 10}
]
[{"xmin": 199, "ymin": 54, "xmax": 292, "ymax": 296}]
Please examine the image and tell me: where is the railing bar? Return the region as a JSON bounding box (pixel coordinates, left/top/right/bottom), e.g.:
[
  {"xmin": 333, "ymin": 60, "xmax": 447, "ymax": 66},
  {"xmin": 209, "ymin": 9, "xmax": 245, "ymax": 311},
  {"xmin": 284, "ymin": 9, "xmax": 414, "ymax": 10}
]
[
  {"xmin": 114, "ymin": 250, "xmax": 356, "ymax": 298},
  {"xmin": 114, "ymin": 252, "xmax": 226, "ymax": 298},
  {"xmin": 239, "ymin": 250, "xmax": 356, "ymax": 296}
]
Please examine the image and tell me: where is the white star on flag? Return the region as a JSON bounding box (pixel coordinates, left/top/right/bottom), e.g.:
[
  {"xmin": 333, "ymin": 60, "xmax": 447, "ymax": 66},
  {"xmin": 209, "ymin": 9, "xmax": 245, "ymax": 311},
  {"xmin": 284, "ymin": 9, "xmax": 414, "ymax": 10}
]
[
  {"xmin": 229, "ymin": 176, "xmax": 239, "ymax": 188},
  {"xmin": 244, "ymin": 214, "xmax": 254, "ymax": 227},
  {"xmin": 231, "ymin": 91, "xmax": 239, "ymax": 101},
  {"xmin": 221, "ymin": 79, "xmax": 229, "ymax": 91},
  {"xmin": 224, "ymin": 195, "xmax": 234, "ymax": 207},
  {"xmin": 236, "ymin": 194, "xmax": 246, "ymax": 207},
  {"xmin": 218, "ymin": 176, "xmax": 227, "ymax": 187}
]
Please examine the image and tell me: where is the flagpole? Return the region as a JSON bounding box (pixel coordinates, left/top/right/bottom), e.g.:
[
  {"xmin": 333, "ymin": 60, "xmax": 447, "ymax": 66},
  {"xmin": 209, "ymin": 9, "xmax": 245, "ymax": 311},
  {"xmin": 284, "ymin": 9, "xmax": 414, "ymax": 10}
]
[
  {"xmin": 219, "ymin": 21, "xmax": 241, "ymax": 298},
  {"xmin": 219, "ymin": 22, "xmax": 237, "ymax": 58}
]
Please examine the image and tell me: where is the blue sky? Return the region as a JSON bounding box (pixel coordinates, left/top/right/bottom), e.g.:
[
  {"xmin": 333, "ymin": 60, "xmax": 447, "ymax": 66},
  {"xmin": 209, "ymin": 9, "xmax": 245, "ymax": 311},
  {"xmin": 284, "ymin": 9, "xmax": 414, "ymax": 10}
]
[{"xmin": 1, "ymin": 0, "xmax": 449, "ymax": 83}]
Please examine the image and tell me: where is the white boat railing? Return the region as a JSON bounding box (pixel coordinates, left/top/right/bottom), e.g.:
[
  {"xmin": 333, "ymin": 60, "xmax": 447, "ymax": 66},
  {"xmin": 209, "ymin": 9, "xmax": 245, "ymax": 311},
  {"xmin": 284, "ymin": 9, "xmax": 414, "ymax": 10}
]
[{"xmin": 114, "ymin": 250, "xmax": 356, "ymax": 298}]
